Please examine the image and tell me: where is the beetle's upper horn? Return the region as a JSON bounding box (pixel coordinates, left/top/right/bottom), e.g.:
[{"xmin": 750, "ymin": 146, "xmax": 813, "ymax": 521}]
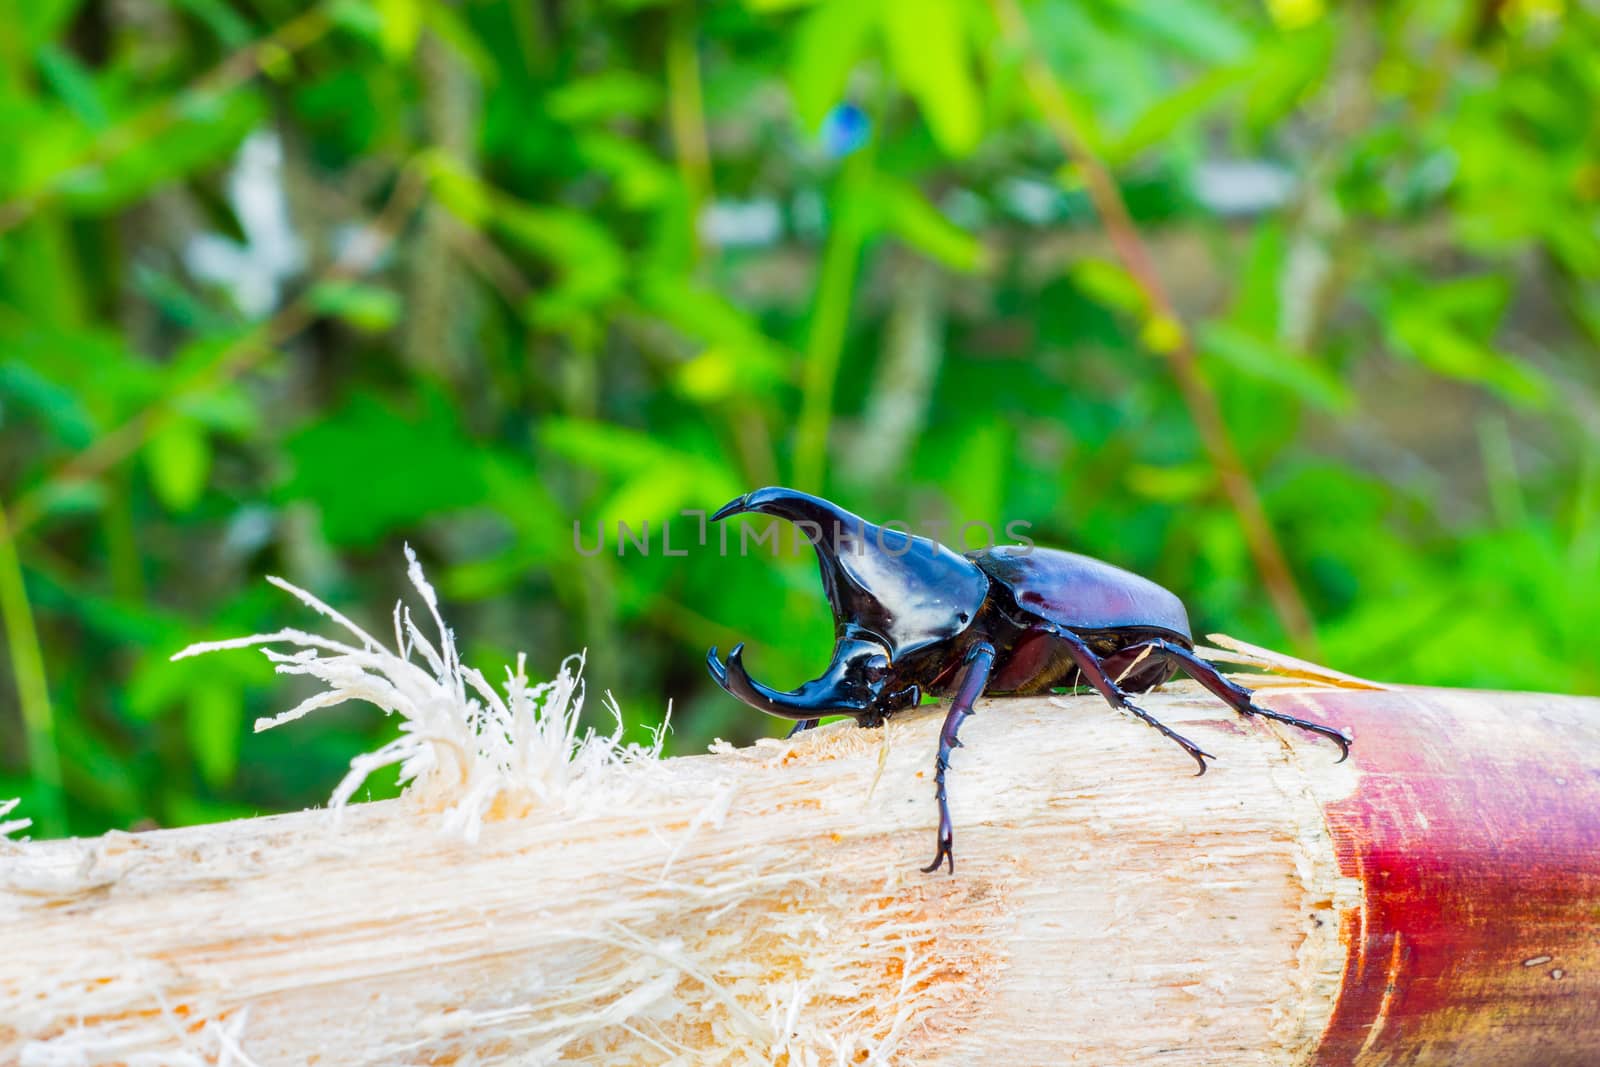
[
  {"xmin": 711, "ymin": 487, "xmax": 989, "ymax": 660},
  {"xmin": 710, "ymin": 487, "xmax": 842, "ymax": 527}
]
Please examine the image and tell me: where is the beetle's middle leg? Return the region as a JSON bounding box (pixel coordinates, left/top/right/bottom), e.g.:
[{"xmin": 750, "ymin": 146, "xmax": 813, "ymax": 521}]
[
  {"xmin": 1105, "ymin": 639, "xmax": 1351, "ymax": 761},
  {"xmin": 921, "ymin": 640, "xmax": 996, "ymax": 876},
  {"xmin": 1050, "ymin": 626, "xmax": 1215, "ymax": 774},
  {"xmin": 786, "ymin": 719, "xmax": 820, "ymax": 738}
]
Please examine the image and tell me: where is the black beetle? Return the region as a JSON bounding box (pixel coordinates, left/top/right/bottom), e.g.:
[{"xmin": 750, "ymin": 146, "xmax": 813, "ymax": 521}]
[{"xmin": 706, "ymin": 487, "xmax": 1351, "ymax": 874}]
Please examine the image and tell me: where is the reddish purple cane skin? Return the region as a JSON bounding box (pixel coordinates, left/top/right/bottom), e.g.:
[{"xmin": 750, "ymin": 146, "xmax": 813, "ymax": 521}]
[{"xmin": 1282, "ymin": 687, "xmax": 1600, "ymax": 1066}]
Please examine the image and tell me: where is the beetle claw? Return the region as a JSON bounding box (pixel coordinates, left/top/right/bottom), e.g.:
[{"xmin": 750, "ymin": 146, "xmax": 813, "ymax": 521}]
[
  {"xmin": 1316, "ymin": 725, "xmax": 1353, "ymax": 763},
  {"xmin": 1332, "ymin": 730, "xmax": 1352, "ymax": 763}
]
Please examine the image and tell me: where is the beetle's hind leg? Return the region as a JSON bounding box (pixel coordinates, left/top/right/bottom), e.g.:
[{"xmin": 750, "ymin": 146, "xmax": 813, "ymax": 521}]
[
  {"xmin": 1107, "ymin": 639, "xmax": 1351, "ymax": 761},
  {"xmin": 1051, "ymin": 627, "xmax": 1215, "ymax": 775},
  {"xmin": 786, "ymin": 719, "xmax": 820, "ymax": 738}
]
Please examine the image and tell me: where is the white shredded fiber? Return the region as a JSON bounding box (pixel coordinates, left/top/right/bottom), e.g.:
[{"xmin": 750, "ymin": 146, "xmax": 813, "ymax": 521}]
[
  {"xmin": 173, "ymin": 546, "xmax": 665, "ymax": 841},
  {"xmin": 0, "ymin": 797, "xmax": 29, "ymax": 839},
  {"xmin": 82, "ymin": 548, "xmax": 991, "ymax": 1065}
]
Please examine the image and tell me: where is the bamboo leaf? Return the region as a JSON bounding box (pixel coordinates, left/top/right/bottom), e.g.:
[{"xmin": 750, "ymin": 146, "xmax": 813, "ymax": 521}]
[
  {"xmin": 879, "ymin": 0, "xmax": 982, "ymax": 156},
  {"xmin": 145, "ymin": 418, "xmax": 212, "ymax": 513},
  {"xmin": 872, "ymin": 176, "xmax": 989, "ymax": 272},
  {"xmin": 548, "ymin": 72, "xmax": 662, "ymax": 124},
  {"xmin": 310, "ymin": 280, "xmax": 403, "ymax": 333},
  {"xmin": 1200, "ymin": 323, "xmax": 1352, "ymax": 412},
  {"xmin": 187, "ymin": 682, "xmax": 244, "ymax": 788},
  {"xmin": 374, "ymin": 0, "xmax": 423, "ymax": 59},
  {"xmin": 788, "ymin": 0, "xmax": 877, "ymax": 132}
]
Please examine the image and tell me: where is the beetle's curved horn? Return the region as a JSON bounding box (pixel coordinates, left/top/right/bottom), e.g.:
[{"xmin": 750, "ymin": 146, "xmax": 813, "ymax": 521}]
[
  {"xmin": 709, "ymin": 487, "xmax": 841, "ymax": 528},
  {"xmin": 706, "ymin": 641, "xmax": 871, "ymax": 721}
]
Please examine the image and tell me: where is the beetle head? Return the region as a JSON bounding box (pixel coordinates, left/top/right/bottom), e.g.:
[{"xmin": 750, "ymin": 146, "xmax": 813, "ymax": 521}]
[{"xmin": 705, "ymin": 487, "xmax": 988, "ymax": 721}]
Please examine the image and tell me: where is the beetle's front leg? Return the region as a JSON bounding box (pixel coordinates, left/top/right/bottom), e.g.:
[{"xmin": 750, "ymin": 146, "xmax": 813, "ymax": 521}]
[
  {"xmin": 1051, "ymin": 626, "xmax": 1215, "ymax": 774},
  {"xmin": 922, "ymin": 641, "xmax": 996, "ymax": 876}
]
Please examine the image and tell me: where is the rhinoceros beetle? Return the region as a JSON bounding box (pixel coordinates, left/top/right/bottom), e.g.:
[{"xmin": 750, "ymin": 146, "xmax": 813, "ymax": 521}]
[{"xmin": 706, "ymin": 488, "xmax": 1351, "ymax": 874}]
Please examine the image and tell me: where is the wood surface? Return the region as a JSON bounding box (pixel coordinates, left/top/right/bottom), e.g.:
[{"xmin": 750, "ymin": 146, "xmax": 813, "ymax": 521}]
[{"xmin": 3, "ymin": 678, "xmax": 1598, "ymax": 1065}]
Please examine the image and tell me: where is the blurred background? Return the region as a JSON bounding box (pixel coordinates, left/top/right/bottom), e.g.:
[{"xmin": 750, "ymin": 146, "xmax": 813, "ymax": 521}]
[{"xmin": 1, "ymin": 0, "xmax": 1597, "ymax": 838}]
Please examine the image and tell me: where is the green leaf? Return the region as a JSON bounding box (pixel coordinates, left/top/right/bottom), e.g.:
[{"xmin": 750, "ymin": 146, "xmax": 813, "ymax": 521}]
[
  {"xmin": 55, "ymin": 715, "xmax": 141, "ymax": 818},
  {"xmin": 327, "ymin": 0, "xmax": 385, "ymax": 41},
  {"xmin": 1126, "ymin": 462, "xmax": 1217, "ymax": 502},
  {"xmin": 1116, "ymin": 0, "xmax": 1253, "ymax": 65},
  {"xmin": 539, "ymin": 417, "xmax": 688, "ymax": 476},
  {"xmin": 547, "ymin": 72, "xmax": 662, "ymax": 124},
  {"xmin": 175, "ymin": 384, "xmax": 260, "ymax": 437},
  {"xmin": 879, "ymin": 0, "xmax": 981, "ymax": 156},
  {"xmin": 310, "ymin": 280, "xmax": 402, "ymax": 333},
  {"xmin": 423, "ymin": 3, "xmax": 496, "ymax": 80},
  {"xmin": 170, "ymin": 0, "xmax": 255, "ymax": 48},
  {"xmin": 164, "ymin": 794, "xmax": 263, "ymax": 827},
  {"xmin": 673, "ymin": 346, "xmax": 741, "ymax": 402},
  {"xmin": 1384, "ymin": 276, "xmax": 1549, "ymax": 406},
  {"xmin": 52, "ymin": 89, "xmax": 267, "ymax": 214},
  {"xmin": 1389, "ymin": 315, "xmax": 1548, "ymax": 405},
  {"xmin": 788, "ymin": 0, "xmax": 877, "ymax": 132},
  {"xmin": 576, "ymin": 132, "xmax": 674, "ymax": 208},
  {"xmin": 496, "ymin": 201, "xmax": 628, "ymax": 321},
  {"xmin": 1266, "ymin": 0, "xmax": 1325, "ymax": 30},
  {"xmin": 25, "ymin": 481, "xmax": 106, "ymax": 521},
  {"xmin": 1111, "ymin": 62, "xmax": 1251, "ymax": 165},
  {"xmin": 942, "ymin": 421, "xmax": 1008, "ymax": 539},
  {"xmin": 33, "ymin": 44, "xmax": 109, "ymax": 129},
  {"xmin": 144, "ymin": 417, "xmax": 212, "ymax": 512},
  {"xmin": 284, "ymin": 391, "xmax": 490, "ymax": 545},
  {"xmin": 1200, "ymin": 323, "xmax": 1352, "ymax": 412},
  {"xmin": 634, "ymin": 272, "xmax": 789, "ymax": 399},
  {"xmin": 186, "ymin": 681, "xmax": 243, "ymax": 788},
  {"xmin": 125, "ymin": 642, "xmax": 270, "ymax": 724},
  {"xmin": 1242, "ymin": 23, "xmax": 1331, "ymax": 135},
  {"xmin": 1231, "ymin": 221, "xmax": 1288, "ymax": 336},
  {"xmin": 602, "ymin": 465, "xmax": 716, "ymax": 533},
  {"xmin": 0, "ymin": 360, "xmax": 98, "ymax": 447},
  {"xmin": 636, "ymin": 271, "xmax": 784, "ymax": 355},
  {"xmin": 16, "ymin": 0, "xmax": 82, "ymax": 48},
  {"xmin": 538, "ymin": 419, "xmax": 741, "ymax": 550},
  {"xmin": 374, "ymin": 0, "xmax": 423, "ymax": 59},
  {"xmin": 872, "ymin": 176, "xmax": 988, "ymax": 272},
  {"xmin": 1070, "ymin": 258, "xmax": 1146, "ymax": 315},
  {"xmin": 422, "ymin": 150, "xmax": 493, "ymax": 224}
]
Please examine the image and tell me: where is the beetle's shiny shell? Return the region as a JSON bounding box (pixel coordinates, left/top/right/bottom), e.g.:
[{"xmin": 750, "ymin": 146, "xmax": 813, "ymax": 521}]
[{"xmin": 969, "ymin": 545, "xmax": 1193, "ymax": 643}]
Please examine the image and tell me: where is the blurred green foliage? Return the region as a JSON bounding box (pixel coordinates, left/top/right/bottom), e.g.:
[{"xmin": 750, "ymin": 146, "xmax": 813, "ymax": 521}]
[{"xmin": 1, "ymin": 0, "xmax": 1597, "ymax": 838}]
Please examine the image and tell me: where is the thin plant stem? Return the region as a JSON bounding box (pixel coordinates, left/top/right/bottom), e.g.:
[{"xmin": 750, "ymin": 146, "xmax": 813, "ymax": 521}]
[
  {"xmin": 990, "ymin": 0, "xmax": 1320, "ymax": 657},
  {"xmin": 0, "ymin": 499, "xmax": 64, "ymax": 837},
  {"xmin": 666, "ymin": 2, "xmax": 713, "ymax": 262},
  {"xmin": 795, "ymin": 153, "xmax": 872, "ymax": 494}
]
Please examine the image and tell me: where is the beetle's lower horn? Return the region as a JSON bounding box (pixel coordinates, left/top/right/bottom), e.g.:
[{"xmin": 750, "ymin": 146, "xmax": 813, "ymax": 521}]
[{"xmin": 707, "ymin": 643, "xmax": 853, "ymax": 721}]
